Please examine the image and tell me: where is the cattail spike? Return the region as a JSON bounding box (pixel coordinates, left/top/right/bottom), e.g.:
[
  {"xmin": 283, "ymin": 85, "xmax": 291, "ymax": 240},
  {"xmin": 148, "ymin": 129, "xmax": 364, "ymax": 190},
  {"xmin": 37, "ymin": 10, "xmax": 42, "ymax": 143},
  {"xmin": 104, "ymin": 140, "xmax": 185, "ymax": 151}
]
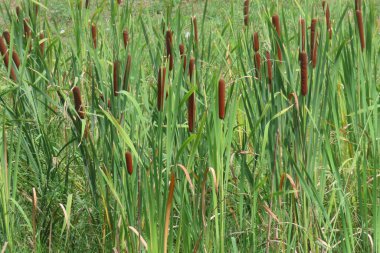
[
  {"xmin": 23, "ymin": 18, "xmax": 31, "ymax": 38},
  {"xmin": 72, "ymin": 86, "xmax": 85, "ymax": 119},
  {"xmin": 123, "ymin": 29, "xmax": 129, "ymax": 48},
  {"xmin": 300, "ymin": 52, "xmax": 308, "ymax": 96},
  {"xmin": 355, "ymin": 0, "xmax": 361, "ymax": 10},
  {"xmin": 3, "ymin": 31, "xmax": 10, "ymax": 45},
  {"xmin": 253, "ymin": 32, "xmax": 259, "ymax": 52},
  {"xmin": 254, "ymin": 52, "xmax": 261, "ymax": 79},
  {"xmin": 125, "ymin": 152, "xmax": 133, "ymax": 175},
  {"xmin": 0, "ymin": 37, "xmax": 17, "ymax": 81},
  {"xmin": 272, "ymin": 15, "xmax": 282, "ymax": 62},
  {"xmin": 322, "ymin": 1, "xmax": 326, "ymax": 10},
  {"xmin": 218, "ymin": 79, "xmax": 225, "ymax": 119},
  {"xmin": 266, "ymin": 51, "xmax": 273, "ymax": 92},
  {"xmin": 113, "ymin": 61, "xmax": 119, "ymax": 96},
  {"xmin": 356, "ymin": 10, "xmax": 365, "ymax": 51},
  {"xmin": 310, "ymin": 19, "xmax": 318, "ymax": 68},
  {"xmin": 188, "ymin": 92, "xmax": 195, "ymax": 132},
  {"xmin": 157, "ymin": 67, "xmax": 166, "ymax": 111},
  {"xmin": 299, "ymin": 18, "xmax": 306, "ymax": 53},
  {"xmin": 179, "ymin": 44, "xmax": 185, "ymax": 56},
  {"xmin": 325, "ymin": 4, "xmax": 332, "ymax": 39},
  {"xmin": 244, "ymin": 0, "xmax": 249, "ymax": 26},
  {"xmin": 192, "ymin": 16, "xmax": 198, "ymax": 44},
  {"xmin": 189, "ymin": 57, "xmax": 195, "ymax": 82},
  {"xmin": 91, "ymin": 23, "xmax": 97, "ymax": 49}
]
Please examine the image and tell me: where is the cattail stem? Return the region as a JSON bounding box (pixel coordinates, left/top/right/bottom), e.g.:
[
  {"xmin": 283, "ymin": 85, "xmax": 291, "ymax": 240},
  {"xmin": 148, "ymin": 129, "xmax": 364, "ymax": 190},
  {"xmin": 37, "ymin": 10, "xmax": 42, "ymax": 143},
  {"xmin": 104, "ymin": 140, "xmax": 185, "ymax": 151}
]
[
  {"xmin": 272, "ymin": 15, "xmax": 282, "ymax": 62},
  {"xmin": 125, "ymin": 152, "xmax": 133, "ymax": 175},
  {"xmin": 356, "ymin": 10, "xmax": 365, "ymax": 51},
  {"xmin": 218, "ymin": 79, "xmax": 225, "ymax": 119},
  {"xmin": 91, "ymin": 23, "xmax": 97, "ymax": 49},
  {"xmin": 113, "ymin": 61, "xmax": 119, "ymax": 96},
  {"xmin": 73, "ymin": 86, "xmax": 85, "ymax": 119},
  {"xmin": 266, "ymin": 51, "xmax": 273, "ymax": 92},
  {"xmin": 188, "ymin": 92, "xmax": 195, "ymax": 132},
  {"xmin": 300, "ymin": 52, "xmax": 308, "ymax": 96},
  {"xmin": 157, "ymin": 67, "xmax": 166, "ymax": 111}
]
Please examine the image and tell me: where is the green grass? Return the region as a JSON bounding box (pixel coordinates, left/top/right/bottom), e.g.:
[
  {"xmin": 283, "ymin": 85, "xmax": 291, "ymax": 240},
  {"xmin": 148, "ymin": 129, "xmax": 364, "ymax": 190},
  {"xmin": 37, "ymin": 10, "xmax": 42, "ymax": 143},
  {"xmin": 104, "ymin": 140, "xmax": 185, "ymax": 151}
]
[{"xmin": 0, "ymin": 0, "xmax": 379, "ymax": 252}]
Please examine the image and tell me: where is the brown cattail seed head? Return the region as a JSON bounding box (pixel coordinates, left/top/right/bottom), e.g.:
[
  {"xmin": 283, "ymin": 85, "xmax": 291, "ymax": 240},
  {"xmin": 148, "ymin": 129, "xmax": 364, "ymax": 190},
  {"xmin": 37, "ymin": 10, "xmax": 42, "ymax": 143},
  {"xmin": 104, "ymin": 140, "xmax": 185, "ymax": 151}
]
[
  {"xmin": 253, "ymin": 32, "xmax": 259, "ymax": 52},
  {"xmin": 91, "ymin": 23, "xmax": 97, "ymax": 49},
  {"xmin": 73, "ymin": 86, "xmax": 85, "ymax": 119},
  {"xmin": 218, "ymin": 79, "xmax": 225, "ymax": 119},
  {"xmin": 356, "ymin": 10, "xmax": 365, "ymax": 51},
  {"xmin": 189, "ymin": 57, "xmax": 195, "ymax": 82},
  {"xmin": 123, "ymin": 54, "xmax": 132, "ymax": 90},
  {"xmin": 23, "ymin": 18, "xmax": 31, "ymax": 38},
  {"xmin": 125, "ymin": 152, "xmax": 133, "ymax": 175},
  {"xmin": 123, "ymin": 29, "xmax": 129, "ymax": 48},
  {"xmin": 300, "ymin": 18, "xmax": 306, "ymax": 52},
  {"xmin": 165, "ymin": 30, "xmax": 173, "ymax": 71},
  {"xmin": 3, "ymin": 31, "xmax": 10, "ymax": 45},
  {"xmin": 179, "ymin": 44, "xmax": 185, "ymax": 56},
  {"xmin": 192, "ymin": 16, "xmax": 198, "ymax": 44},
  {"xmin": 0, "ymin": 37, "xmax": 17, "ymax": 81},
  {"xmin": 310, "ymin": 19, "xmax": 318, "ymax": 68},
  {"xmin": 325, "ymin": 4, "xmax": 332, "ymax": 39},
  {"xmin": 16, "ymin": 6, "xmax": 22, "ymax": 19},
  {"xmin": 355, "ymin": 0, "xmax": 361, "ymax": 10},
  {"xmin": 254, "ymin": 52, "xmax": 261, "ymax": 79},
  {"xmin": 39, "ymin": 32, "xmax": 45, "ymax": 55},
  {"xmin": 322, "ymin": 1, "xmax": 326, "ymax": 10},
  {"xmin": 12, "ymin": 50, "xmax": 21, "ymax": 69},
  {"xmin": 266, "ymin": 51, "xmax": 273, "ymax": 92},
  {"xmin": 188, "ymin": 92, "xmax": 195, "ymax": 132},
  {"xmin": 244, "ymin": 0, "xmax": 249, "ymax": 26},
  {"xmin": 272, "ymin": 15, "xmax": 282, "ymax": 62},
  {"xmin": 300, "ymin": 52, "xmax": 308, "ymax": 96},
  {"xmin": 157, "ymin": 67, "xmax": 166, "ymax": 111},
  {"xmin": 113, "ymin": 61, "xmax": 119, "ymax": 96}
]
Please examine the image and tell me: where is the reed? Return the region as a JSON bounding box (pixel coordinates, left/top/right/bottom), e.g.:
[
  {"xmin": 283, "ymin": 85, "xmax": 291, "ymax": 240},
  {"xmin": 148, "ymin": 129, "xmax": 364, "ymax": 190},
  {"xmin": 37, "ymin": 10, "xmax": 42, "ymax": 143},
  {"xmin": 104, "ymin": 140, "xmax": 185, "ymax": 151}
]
[
  {"xmin": 218, "ymin": 79, "xmax": 225, "ymax": 119},
  {"xmin": 157, "ymin": 67, "xmax": 166, "ymax": 111},
  {"xmin": 125, "ymin": 152, "xmax": 133, "ymax": 175},
  {"xmin": 113, "ymin": 61, "xmax": 119, "ymax": 96},
  {"xmin": 356, "ymin": 10, "xmax": 365, "ymax": 50},
  {"xmin": 300, "ymin": 51, "xmax": 308, "ymax": 96},
  {"xmin": 91, "ymin": 23, "xmax": 97, "ymax": 49},
  {"xmin": 272, "ymin": 15, "xmax": 282, "ymax": 61},
  {"xmin": 72, "ymin": 86, "xmax": 85, "ymax": 119}
]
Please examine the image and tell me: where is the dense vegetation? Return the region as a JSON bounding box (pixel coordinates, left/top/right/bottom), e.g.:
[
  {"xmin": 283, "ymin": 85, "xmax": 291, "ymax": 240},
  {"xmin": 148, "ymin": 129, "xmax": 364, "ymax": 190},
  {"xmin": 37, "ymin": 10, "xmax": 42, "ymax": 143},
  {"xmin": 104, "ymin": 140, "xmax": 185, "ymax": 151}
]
[{"xmin": 0, "ymin": 0, "xmax": 379, "ymax": 252}]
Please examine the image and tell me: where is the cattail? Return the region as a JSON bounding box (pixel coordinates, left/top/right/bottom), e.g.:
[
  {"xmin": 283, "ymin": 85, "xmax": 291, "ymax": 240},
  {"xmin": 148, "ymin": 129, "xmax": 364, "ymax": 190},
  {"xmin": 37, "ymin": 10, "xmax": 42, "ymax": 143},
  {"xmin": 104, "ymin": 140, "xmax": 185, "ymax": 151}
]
[
  {"xmin": 300, "ymin": 18, "xmax": 306, "ymax": 53},
  {"xmin": 254, "ymin": 52, "xmax": 261, "ymax": 79},
  {"xmin": 253, "ymin": 32, "xmax": 259, "ymax": 52},
  {"xmin": 218, "ymin": 79, "xmax": 225, "ymax": 119},
  {"xmin": 189, "ymin": 57, "xmax": 195, "ymax": 82},
  {"xmin": 325, "ymin": 4, "xmax": 332, "ymax": 39},
  {"xmin": 192, "ymin": 16, "xmax": 198, "ymax": 44},
  {"xmin": 244, "ymin": 0, "xmax": 249, "ymax": 26},
  {"xmin": 91, "ymin": 23, "xmax": 97, "ymax": 49},
  {"xmin": 355, "ymin": 0, "xmax": 361, "ymax": 10},
  {"xmin": 11, "ymin": 50, "xmax": 21, "ymax": 69},
  {"xmin": 300, "ymin": 52, "xmax": 308, "ymax": 96},
  {"xmin": 165, "ymin": 30, "xmax": 173, "ymax": 71},
  {"xmin": 157, "ymin": 67, "xmax": 166, "ymax": 111},
  {"xmin": 117, "ymin": 0, "xmax": 122, "ymax": 4},
  {"xmin": 125, "ymin": 152, "xmax": 133, "ymax": 175},
  {"xmin": 72, "ymin": 86, "xmax": 85, "ymax": 119},
  {"xmin": 356, "ymin": 10, "xmax": 365, "ymax": 51},
  {"xmin": 123, "ymin": 54, "xmax": 132, "ymax": 90},
  {"xmin": 322, "ymin": 1, "xmax": 326, "ymax": 10},
  {"xmin": 85, "ymin": 0, "xmax": 90, "ymax": 8},
  {"xmin": 16, "ymin": 6, "xmax": 22, "ymax": 19},
  {"xmin": 272, "ymin": 15, "xmax": 282, "ymax": 62},
  {"xmin": 179, "ymin": 44, "xmax": 185, "ymax": 56},
  {"xmin": 123, "ymin": 29, "xmax": 129, "ymax": 48},
  {"xmin": 113, "ymin": 61, "xmax": 119, "ymax": 96},
  {"xmin": 23, "ymin": 18, "xmax": 31, "ymax": 38},
  {"xmin": 3, "ymin": 31, "xmax": 10, "ymax": 45},
  {"xmin": 39, "ymin": 32, "xmax": 45, "ymax": 56},
  {"xmin": 266, "ymin": 51, "xmax": 273, "ymax": 92},
  {"xmin": 310, "ymin": 19, "xmax": 318, "ymax": 68},
  {"xmin": 188, "ymin": 92, "xmax": 195, "ymax": 132},
  {"xmin": 0, "ymin": 37, "xmax": 17, "ymax": 81}
]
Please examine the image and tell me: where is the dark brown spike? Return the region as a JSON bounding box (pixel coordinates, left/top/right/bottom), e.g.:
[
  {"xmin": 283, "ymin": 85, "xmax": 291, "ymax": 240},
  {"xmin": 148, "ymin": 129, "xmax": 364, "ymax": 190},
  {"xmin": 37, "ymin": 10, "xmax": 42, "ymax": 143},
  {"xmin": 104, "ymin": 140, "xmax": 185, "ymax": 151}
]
[
  {"xmin": 3, "ymin": 31, "xmax": 10, "ymax": 45},
  {"xmin": 179, "ymin": 44, "xmax": 185, "ymax": 56},
  {"xmin": 300, "ymin": 18, "xmax": 306, "ymax": 52},
  {"xmin": 12, "ymin": 50, "xmax": 21, "ymax": 69},
  {"xmin": 123, "ymin": 54, "xmax": 132, "ymax": 91},
  {"xmin": 272, "ymin": 15, "xmax": 282, "ymax": 62},
  {"xmin": 85, "ymin": 0, "xmax": 90, "ymax": 9},
  {"xmin": 0, "ymin": 37, "xmax": 17, "ymax": 81},
  {"xmin": 16, "ymin": 6, "xmax": 22, "ymax": 19},
  {"xmin": 188, "ymin": 92, "xmax": 195, "ymax": 132},
  {"xmin": 254, "ymin": 52, "xmax": 261, "ymax": 79},
  {"xmin": 91, "ymin": 23, "xmax": 97, "ymax": 49},
  {"xmin": 192, "ymin": 16, "xmax": 198, "ymax": 44},
  {"xmin": 322, "ymin": 1, "xmax": 326, "ymax": 10},
  {"xmin": 356, "ymin": 10, "xmax": 365, "ymax": 51},
  {"xmin": 157, "ymin": 67, "xmax": 166, "ymax": 111},
  {"xmin": 113, "ymin": 61, "xmax": 119, "ymax": 96},
  {"xmin": 355, "ymin": 0, "xmax": 361, "ymax": 10},
  {"xmin": 125, "ymin": 152, "xmax": 133, "ymax": 175},
  {"xmin": 165, "ymin": 30, "xmax": 173, "ymax": 56},
  {"xmin": 23, "ymin": 18, "xmax": 31, "ymax": 38},
  {"xmin": 253, "ymin": 32, "xmax": 259, "ymax": 52},
  {"xmin": 266, "ymin": 51, "xmax": 273, "ymax": 92},
  {"xmin": 123, "ymin": 29, "xmax": 129, "ymax": 48},
  {"xmin": 72, "ymin": 86, "xmax": 85, "ymax": 119},
  {"xmin": 218, "ymin": 79, "xmax": 225, "ymax": 120},
  {"xmin": 189, "ymin": 57, "xmax": 195, "ymax": 82},
  {"xmin": 325, "ymin": 4, "xmax": 332, "ymax": 39},
  {"xmin": 244, "ymin": 0, "xmax": 249, "ymax": 26},
  {"xmin": 300, "ymin": 52, "xmax": 308, "ymax": 96}
]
